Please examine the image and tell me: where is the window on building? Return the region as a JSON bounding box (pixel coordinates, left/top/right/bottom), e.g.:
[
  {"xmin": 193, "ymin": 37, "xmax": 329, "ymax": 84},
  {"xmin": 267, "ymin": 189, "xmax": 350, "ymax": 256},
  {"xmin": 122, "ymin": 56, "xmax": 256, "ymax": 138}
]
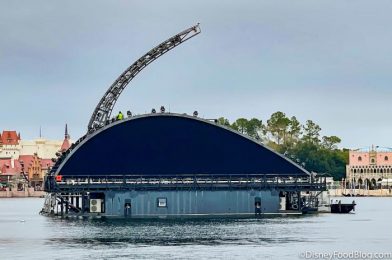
[
  {"xmin": 358, "ymin": 156, "xmax": 362, "ymax": 161},
  {"xmin": 371, "ymin": 158, "xmax": 375, "ymax": 164},
  {"xmin": 157, "ymin": 198, "xmax": 167, "ymax": 208},
  {"xmin": 385, "ymin": 156, "xmax": 389, "ymax": 161}
]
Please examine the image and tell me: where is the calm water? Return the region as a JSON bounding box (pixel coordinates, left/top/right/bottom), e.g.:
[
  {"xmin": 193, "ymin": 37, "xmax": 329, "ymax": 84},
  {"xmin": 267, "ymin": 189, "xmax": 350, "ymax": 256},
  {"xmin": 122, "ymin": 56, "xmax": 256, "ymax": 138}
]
[{"xmin": 0, "ymin": 197, "xmax": 391, "ymax": 260}]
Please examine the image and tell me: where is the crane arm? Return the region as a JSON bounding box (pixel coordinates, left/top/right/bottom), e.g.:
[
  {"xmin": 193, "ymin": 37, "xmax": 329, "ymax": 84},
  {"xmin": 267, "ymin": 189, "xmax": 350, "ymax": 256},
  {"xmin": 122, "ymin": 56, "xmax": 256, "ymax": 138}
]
[{"xmin": 87, "ymin": 24, "xmax": 201, "ymax": 132}]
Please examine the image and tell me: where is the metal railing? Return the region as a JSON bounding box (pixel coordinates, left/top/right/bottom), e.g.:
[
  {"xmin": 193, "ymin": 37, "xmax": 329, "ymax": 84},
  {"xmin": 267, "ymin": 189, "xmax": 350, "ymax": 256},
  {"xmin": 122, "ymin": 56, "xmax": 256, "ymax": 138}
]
[{"xmin": 45, "ymin": 174, "xmax": 327, "ymax": 193}]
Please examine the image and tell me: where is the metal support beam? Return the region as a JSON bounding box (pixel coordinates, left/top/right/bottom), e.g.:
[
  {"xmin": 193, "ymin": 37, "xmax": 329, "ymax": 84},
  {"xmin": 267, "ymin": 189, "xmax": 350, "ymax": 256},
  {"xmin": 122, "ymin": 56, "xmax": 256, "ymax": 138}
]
[
  {"xmin": 60, "ymin": 197, "xmax": 64, "ymax": 216},
  {"xmin": 87, "ymin": 24, "xmax": 201, "ymax": 132}
]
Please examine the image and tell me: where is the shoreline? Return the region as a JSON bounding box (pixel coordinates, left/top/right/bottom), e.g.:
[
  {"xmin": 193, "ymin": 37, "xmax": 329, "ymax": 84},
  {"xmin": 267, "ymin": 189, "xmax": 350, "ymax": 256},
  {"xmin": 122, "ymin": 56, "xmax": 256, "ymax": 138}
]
[
  {"xmin": 0, "ymin": 188, "xmax": 45, "ymax": 198},
  {"xmin": 329, "ymin": 188, "xmax": 392, "ymax": 197}
]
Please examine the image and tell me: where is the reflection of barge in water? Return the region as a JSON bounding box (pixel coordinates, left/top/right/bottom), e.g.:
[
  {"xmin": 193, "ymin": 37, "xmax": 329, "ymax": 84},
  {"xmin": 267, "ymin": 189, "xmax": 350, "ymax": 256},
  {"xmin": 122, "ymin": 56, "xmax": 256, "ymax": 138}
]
[{"xmin": 41, "ymin": 24, "xmax": 327, "ymax": 218}]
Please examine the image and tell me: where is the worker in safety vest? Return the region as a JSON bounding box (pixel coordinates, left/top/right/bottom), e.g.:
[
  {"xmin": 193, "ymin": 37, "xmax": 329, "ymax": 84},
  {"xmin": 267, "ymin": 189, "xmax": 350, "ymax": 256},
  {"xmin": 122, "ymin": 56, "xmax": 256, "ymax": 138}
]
[{"xmin": 116, "ymin": 111, "xmax": 124, "ymax": 120}]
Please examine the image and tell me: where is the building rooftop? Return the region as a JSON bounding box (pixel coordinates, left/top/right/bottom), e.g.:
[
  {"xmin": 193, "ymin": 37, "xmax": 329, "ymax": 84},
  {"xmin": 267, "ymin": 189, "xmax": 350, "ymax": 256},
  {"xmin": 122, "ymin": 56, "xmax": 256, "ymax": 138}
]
[
  {"xmin": 19, "ymin": 154, "xmax": 54, "ymax": 169},
  {"xmin": 0, "ymin": 131, "xmax": 21, "ymax": 145},
  {"xmin": 0, "ymin": 158, "xmax": 21, "ymax": 175}
]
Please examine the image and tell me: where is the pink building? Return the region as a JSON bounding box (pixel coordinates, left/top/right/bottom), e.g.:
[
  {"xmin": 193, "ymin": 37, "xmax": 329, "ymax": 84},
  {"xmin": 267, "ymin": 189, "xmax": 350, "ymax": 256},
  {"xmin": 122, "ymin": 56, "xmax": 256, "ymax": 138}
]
[{"xmin": 346, "ymin": 145, "xmax": 392, "ymax": 188}]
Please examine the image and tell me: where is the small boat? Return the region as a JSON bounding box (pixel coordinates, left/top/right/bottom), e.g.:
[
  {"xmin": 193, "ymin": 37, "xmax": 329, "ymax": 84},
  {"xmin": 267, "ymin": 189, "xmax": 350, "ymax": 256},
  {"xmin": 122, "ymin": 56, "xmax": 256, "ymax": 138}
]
[{"xmin": 330, "ymin": 200, "xmax": 356, "ymax": 213}]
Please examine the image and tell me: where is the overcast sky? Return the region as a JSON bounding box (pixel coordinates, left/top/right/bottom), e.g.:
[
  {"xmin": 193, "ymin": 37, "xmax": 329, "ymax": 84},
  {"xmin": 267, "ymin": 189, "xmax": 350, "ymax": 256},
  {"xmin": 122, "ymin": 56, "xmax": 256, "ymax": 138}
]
[{"xmin": 0, "ymin": 0, "xmax": 391, "ymax": 148}]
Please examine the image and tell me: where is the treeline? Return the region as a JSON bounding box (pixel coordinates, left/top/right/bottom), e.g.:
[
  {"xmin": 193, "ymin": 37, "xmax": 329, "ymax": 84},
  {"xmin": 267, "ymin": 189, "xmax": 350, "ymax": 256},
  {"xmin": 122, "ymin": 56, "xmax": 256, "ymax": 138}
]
[{"xmin": 218, "ymin": 112, "xmax": 348, "ymax": 180}]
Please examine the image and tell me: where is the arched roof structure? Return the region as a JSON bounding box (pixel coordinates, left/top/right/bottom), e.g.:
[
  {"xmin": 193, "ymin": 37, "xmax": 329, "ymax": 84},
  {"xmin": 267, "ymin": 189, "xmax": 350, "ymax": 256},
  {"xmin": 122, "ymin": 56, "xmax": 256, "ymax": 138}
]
[{"xmin": 56, "ymin": 114, "xmax": 309, "ymax": 177}]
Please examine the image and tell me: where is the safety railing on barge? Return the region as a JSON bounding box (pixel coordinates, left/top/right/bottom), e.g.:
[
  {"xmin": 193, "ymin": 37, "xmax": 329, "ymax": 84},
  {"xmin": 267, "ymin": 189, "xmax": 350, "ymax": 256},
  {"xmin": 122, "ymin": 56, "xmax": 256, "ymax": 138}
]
[{"xmin": 45, "ymin": 174, "xmax": 327, "ymax": 193}]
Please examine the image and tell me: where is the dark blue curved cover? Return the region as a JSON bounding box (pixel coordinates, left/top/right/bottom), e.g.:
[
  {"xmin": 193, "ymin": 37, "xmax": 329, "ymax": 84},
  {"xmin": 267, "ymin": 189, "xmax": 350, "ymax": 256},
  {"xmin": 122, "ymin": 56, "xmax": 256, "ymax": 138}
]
[{"xmin": 59, "ymin": 115, "xmax": 308, "ymax": 177}]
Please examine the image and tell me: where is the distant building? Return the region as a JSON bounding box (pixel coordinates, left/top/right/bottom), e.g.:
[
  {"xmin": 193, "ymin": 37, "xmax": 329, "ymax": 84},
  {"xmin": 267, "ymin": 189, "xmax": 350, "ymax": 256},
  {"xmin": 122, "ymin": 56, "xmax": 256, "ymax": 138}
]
[
  {"xmin": 0, "ymin": 131, "xmax": 21, "ymax": 158},
  {"xmin": 19, "ymin": 154, "xmax": 53, "ymax": 190},
  {"xmin": 346, "ymin": 145, "xmax": 392, "ymax": 188},
  {"xmin": 20, "ymin": 139, "xmax": 63, "ymax": 159},
  {"xmin": 0, "ymin": 125, "xmax": 73, "ymax": 190},
  {"xmin": 0, "ymin": 158, "xmax": 24, "ymax": 190},
  {"xmin": 0, "ymin": 158, "xmax": 20, "ymax": 175},
  {"xmin": 19, "ymin": 125, "xmax": 72, "ymax": 159},
  {"xmin": 60, "ymin": 124, "xmax": 71, "ymax": 152}
]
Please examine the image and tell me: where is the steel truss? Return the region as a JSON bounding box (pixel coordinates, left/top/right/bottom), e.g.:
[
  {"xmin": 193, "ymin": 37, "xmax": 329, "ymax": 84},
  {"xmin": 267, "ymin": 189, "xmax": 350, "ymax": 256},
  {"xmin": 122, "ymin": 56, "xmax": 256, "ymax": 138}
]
[{"xmin": 88, "ymin": 24, "xmax": 201, "ymax": 131}]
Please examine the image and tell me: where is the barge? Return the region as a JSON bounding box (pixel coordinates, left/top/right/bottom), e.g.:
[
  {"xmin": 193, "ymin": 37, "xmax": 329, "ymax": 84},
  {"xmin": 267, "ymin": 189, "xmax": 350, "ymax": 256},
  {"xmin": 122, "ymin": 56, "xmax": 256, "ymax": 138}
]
[{"xmin": 41, "ymin": 24, "xmax": 327, "ymax": 218}]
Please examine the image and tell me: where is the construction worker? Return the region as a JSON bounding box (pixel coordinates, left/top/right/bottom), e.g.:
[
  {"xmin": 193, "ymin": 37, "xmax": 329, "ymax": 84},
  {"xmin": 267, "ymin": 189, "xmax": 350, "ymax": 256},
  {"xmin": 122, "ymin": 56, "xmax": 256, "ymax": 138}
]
[{"xmin": 116, "ymin": 111, "xmax": 124, "ymax": 120}]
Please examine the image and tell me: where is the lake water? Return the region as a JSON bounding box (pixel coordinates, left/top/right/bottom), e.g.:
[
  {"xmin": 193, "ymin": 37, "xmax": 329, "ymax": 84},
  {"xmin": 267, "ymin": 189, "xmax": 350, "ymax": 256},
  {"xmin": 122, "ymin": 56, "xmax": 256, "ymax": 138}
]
[{"xmin": 0, "ymin": 197, "xmax": 391, "ymax": 260}]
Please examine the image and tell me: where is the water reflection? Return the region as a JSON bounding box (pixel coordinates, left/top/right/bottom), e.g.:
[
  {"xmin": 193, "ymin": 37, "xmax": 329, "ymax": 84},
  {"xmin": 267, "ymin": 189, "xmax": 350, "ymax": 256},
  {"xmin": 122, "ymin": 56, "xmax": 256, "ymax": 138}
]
[{"xmin": 44, "ymin": 217, "xmax": 318, "ymax": 248}]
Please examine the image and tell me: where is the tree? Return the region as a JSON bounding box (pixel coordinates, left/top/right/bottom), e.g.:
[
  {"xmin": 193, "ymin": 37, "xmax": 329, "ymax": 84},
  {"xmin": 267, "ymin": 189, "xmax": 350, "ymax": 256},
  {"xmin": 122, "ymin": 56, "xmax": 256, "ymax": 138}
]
[
  {"xmin": 302, "ymin": 120, "xmax": 321, "ymax": 144},
  {"xmin": 246, "ymin": 118, "xmax": 263, "ymax": 139},
  {"xmin": 287, "ymin": 116, "xmax": 301, "ymax": 142},
  {"xmin": 232, "ymin": 118, "xmax": 248, "ymax": 134},
  {"xmin": 217, "ymin": 117, "xmax": 231, "ymax": 127},
  {"xmin": 266, "ymin": 112, "xmax": 290, "ymax": 145},
  {"xmin": 322, "ymin": 136, "xmax": 341, "ymax": 150}
]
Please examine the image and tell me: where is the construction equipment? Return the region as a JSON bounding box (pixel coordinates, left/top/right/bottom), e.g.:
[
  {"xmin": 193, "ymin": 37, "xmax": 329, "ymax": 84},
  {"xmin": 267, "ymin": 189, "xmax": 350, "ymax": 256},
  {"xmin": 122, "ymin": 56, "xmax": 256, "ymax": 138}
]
[{"xmin": 87, "ymin": 24, "xmax": 201, "ymax": 132}]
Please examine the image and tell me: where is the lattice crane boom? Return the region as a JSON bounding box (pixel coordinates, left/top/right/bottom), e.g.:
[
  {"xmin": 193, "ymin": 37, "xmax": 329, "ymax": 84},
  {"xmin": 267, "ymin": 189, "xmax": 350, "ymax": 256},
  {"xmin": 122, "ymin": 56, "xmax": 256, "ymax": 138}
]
[{"xmin": 87, "ymin": 24, "xmax": 201, "ymax": 132}]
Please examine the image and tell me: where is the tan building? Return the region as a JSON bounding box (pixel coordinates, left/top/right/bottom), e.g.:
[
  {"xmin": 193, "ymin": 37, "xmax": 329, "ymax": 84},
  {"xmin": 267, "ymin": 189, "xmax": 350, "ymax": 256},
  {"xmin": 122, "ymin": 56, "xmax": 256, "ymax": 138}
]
[
  {"xmin": 20, "ymin": 138, "xmax": 63, "ymax": 159},
  {"xmin": 346, "ymin": 145, "xmax": 392, "ymax": 189}
]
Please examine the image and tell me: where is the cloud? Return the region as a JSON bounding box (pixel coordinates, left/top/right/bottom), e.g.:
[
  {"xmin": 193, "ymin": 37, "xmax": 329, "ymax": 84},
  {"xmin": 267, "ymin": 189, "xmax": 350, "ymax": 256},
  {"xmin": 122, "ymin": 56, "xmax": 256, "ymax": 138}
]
[{"xmin": 0, "ymin": 0, "xmax": 391, "ymax": 148}]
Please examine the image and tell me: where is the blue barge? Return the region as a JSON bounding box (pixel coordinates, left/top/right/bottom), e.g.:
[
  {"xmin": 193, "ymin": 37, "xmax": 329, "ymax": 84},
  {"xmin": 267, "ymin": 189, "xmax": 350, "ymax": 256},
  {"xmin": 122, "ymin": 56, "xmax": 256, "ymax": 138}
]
[{"xmin": 41, "ymin": 24, "xmax": 326, "ymax": 218}]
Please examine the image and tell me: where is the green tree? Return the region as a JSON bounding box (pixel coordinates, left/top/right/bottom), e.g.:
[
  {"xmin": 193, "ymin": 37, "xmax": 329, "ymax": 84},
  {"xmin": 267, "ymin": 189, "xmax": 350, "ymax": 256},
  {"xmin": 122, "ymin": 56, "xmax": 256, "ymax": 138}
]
[
  {"xmin": 322, "ymin": 136, "xmax": 341, "ymax": 150},
  {"xmin": 288, "ymin": 116, "xmax": 301, "ymax": 142},
  {"xmin": 232, "ymin": 118, "xmax": 248, "ymax": 134},
  {"xmin": 302, "ymin": 120, "xmax": 321, "ymax": 144},
  {"xmin": 217, "ymin": 117, "xmax": 231, "ymax": 127},
  {"xmin": 246, "ymin": 118, "xmax": 263, "ymax": 139},
  {"xmin": 266, "ymin": 112, "xmax": 290, "ymax": 145}
]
